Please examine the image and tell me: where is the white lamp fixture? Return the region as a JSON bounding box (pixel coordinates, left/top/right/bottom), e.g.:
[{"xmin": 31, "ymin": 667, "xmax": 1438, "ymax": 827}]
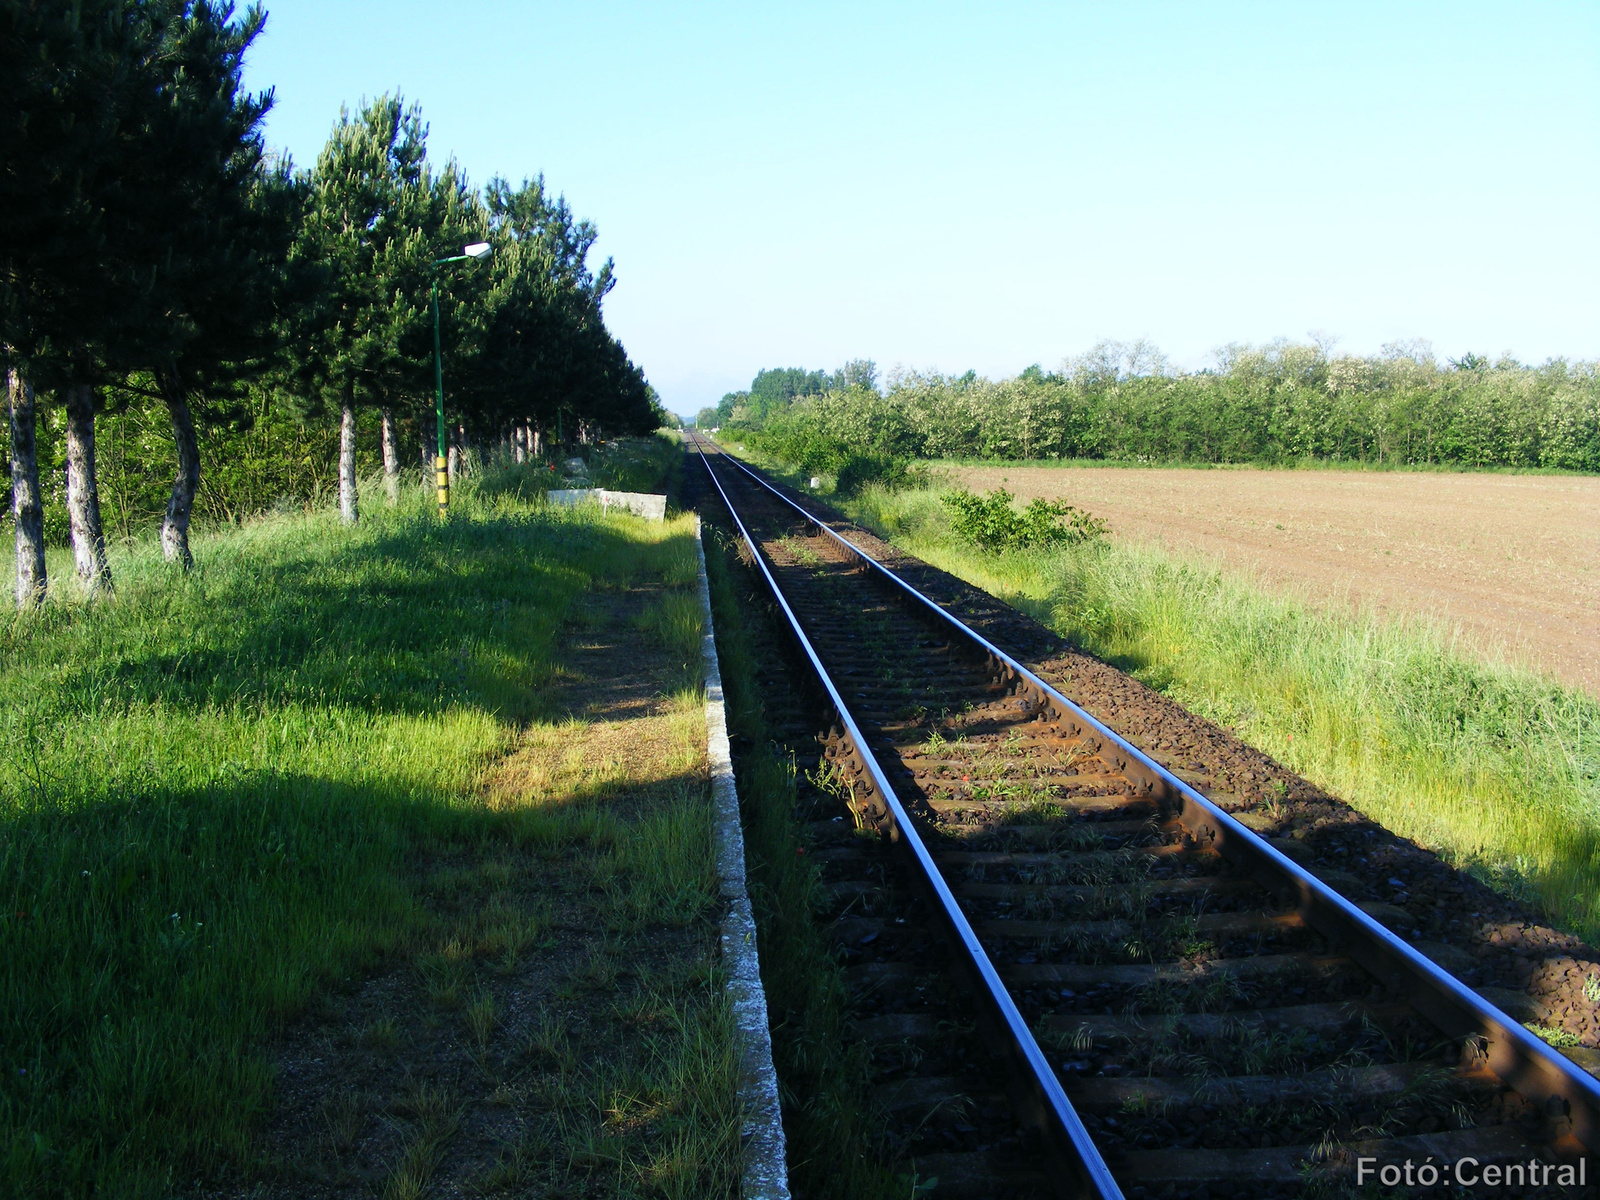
[{"xmin": 464, "ymin": 242, "xmax": 492, "ymax": 259}]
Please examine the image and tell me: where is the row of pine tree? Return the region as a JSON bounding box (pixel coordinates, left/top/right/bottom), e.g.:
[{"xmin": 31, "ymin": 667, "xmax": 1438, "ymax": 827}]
[{"xmin": 2, "ymin": 1, "xmax": 661, "ymax": 609}]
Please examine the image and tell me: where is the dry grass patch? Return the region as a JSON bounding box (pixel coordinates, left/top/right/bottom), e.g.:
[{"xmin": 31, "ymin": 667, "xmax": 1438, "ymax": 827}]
[{"xmin": 485, "ymin": 698, "xmax": 705, "ymax": 813}]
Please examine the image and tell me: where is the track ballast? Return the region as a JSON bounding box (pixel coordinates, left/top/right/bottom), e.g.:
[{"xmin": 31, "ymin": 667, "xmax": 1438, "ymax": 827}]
[{"xmin": 691, "ymin": 434, "xmax": 1599, "ymax": 1199}]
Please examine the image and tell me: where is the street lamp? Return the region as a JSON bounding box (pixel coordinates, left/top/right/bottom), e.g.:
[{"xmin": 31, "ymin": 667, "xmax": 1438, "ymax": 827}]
[{"xmin": 431, "ymin": 242, "xmax": 493, "ymax": 517}]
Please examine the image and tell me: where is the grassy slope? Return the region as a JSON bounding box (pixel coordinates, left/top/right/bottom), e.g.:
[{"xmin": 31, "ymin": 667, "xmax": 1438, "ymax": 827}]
[
  {"xmin": 840, "ymin": 482, "xmax": 1600, "ymax": 942},
  {"xmin": 0, "ymin": 454, "xmax": 733, "ymax": 1197}
]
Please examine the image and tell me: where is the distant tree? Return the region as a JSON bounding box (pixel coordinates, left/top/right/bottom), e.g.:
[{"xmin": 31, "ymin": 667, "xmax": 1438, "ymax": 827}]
[
  {"xmin": 460, "ymin": 175, "xmax": 655, "ymax": 452},
  {"xmin": 713, "ymin": 391, "xmax": 746, "ymax": 425},
  {"xmin": 749, "ymin": 366, "xmax": 829, "ymax": 417},
  {"xmin": 715, "ymin": 360, "xmax": 879, "ymax": 429},
  {"xmin": 833, "ymin": 358, "xmax": 879, "ymax": 392}
]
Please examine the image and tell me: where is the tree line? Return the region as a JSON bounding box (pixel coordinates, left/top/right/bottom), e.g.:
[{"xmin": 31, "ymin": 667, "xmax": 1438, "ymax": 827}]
[
  {"xmin": 706, "ymin": 340, "xmax": 1600, "ymax": 477},
  {"xmin": 1, "ymin": 0, "xmax": 662, "ymax": 609},
  {"xmin": 697, "ymin": 360, "xmax": 878, "ymax": 428}
]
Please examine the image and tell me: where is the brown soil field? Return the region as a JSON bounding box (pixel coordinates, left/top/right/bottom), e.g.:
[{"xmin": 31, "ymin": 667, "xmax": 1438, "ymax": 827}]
[{"xmin": 948, "ymin": 465, "xmax": 1600, "ymax": 696}]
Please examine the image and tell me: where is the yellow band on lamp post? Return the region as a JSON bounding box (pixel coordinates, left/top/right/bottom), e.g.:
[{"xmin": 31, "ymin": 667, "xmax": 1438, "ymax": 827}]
[{"xmin": 430, "ymin": 241, "xmax": 493, "ymax": 520}]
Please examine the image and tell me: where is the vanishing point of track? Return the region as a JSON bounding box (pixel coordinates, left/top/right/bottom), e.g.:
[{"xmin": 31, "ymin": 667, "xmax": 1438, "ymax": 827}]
[{"xmin": 690, "ymin": 435, "xmax": 1600, "ymax": 1198}]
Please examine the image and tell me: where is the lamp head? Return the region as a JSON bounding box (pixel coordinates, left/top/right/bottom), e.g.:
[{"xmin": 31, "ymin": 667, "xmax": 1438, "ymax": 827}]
[{"xmin": 464, "ymin": 242, "xmax": 492, "ymax": 260}]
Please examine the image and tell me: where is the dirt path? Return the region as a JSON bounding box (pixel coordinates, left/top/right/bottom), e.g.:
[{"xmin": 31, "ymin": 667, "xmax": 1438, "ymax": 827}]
[
  {"xmin": 200, "ymin": 568, "xmax": 734, "ymax": 1199},
  {"xmin": 947, "ymin": 465, "xmax": 1600, "ymax": 696}
]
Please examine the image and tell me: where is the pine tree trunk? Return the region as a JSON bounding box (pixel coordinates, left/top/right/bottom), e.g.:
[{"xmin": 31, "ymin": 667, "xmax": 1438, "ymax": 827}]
[
  {"xmin": 530, "ymin": 423, "xmax": 541, "ymax": 458},
  {"xmin": 446, "ymin": 425, "xmax": 459, "ymax": 484},
  {"xmin": 63, "ymin": 383, "xmax": 112, "ymax": 596},
  {"xmin": 512, "ymin": 423, "xmax": 526, "ymax": 464},
  {"xmin": 161, "ymin": 384, "xmax": 201, "ymax": 569},
  {"xmin": 8, "ymin": 368, "xmax": 45, "ymax": 608},
  {"xmin": 339, "ymin": 398, "xmax": 358, "ymax": 525},
  {"xmin": 380, "ymin": 406, "xmax": 399, "ymax": 504}
]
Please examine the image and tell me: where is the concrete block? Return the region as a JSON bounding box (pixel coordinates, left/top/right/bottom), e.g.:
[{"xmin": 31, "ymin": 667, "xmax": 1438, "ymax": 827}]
[{"xmin": 545, "ymin": 489, "xmax": 667, "ymax": 521}]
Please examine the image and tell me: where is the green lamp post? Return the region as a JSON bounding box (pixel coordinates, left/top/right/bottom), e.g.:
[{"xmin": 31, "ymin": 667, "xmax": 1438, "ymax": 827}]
[{"xmin": 431, "ymin": 241, "xmax": 493, "ymax": 517}]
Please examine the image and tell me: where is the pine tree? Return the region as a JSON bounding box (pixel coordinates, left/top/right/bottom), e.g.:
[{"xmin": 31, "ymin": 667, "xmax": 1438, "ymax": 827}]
[
  {"xmin": 469, "ymin": 176, "xmax": 655, "ymax": 451},
  {"xmin": 125, "ymin": 2, "xmax": 283, "ymax": 567},
  {"xmin": 0, "ymin": 0, "xmax": 161, "ymax": 603},
  {"xmin": 2, "ymin": 1, "xmax": 282, "ymax": 590},
  {"xmin": 63, "ymin": 383, "xmax": 110, "ymax": 593},
  {"xmin": 288, "ymin": 95, "xmax": 474, "ymax": 525},
  {"xmin": 6, "ymin": 369, "xmax": 43, "ymax": 606}
]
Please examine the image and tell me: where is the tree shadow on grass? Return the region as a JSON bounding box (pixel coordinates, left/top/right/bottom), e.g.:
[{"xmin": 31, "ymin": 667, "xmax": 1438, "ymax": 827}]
[
  {"xmin": 0, "ymin": 736, "xmax": 719, "ymax": 1198},
  {"xmin": 13, "ymin": 510, "xmax": 700, "ymax": 726},
  {"xmin": 0, "ymin": 765, "xmax": 470, "ymax": 1196}
]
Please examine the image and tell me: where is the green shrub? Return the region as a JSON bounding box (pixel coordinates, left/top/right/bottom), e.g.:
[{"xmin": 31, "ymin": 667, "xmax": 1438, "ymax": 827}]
[
  {"xmin": 589, "ymin": 432, "xmax": 682, "ymax": 492},
  {"xmin": 475, "ymin": 460, "xmax": 552, "ymax": 503},
  {"xmin": 834, "ymin": 452, "xmax": 910, "ymax": 496},
  {"xmin": 940, "ymin": 486, "xmax": 1107, "ymax": 552}
]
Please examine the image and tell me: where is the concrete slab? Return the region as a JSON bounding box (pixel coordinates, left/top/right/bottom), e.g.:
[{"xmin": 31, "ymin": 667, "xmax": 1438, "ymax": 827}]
[{"xmin": 546, "ymin": 489, "xmax": 667, "ymax": 521}]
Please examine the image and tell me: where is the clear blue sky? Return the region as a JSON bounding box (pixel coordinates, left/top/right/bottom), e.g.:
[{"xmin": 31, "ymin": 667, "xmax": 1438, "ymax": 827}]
[{"xmin": 243, "ymin": 1, "xmax": 1600, "ymax": 418}]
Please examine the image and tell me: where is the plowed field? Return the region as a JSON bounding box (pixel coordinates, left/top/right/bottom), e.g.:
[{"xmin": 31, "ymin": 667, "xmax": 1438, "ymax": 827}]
[{"xmin": 947, "ymin": 466, "xmax": 1600, "ymax": 696}]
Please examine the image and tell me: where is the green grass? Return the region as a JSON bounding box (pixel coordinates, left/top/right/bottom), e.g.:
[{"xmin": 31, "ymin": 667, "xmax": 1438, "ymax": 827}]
[
  {"xmin": 0, "ymin": 476, "xmax": 726, "ymax": 1197},
  {"xmin": 588, "ymin": 430, "xmax": 688, "ymax": 492},
  {"xmin": 837, "ymin": 481, "xmax": 1600, "ymax": 941}
]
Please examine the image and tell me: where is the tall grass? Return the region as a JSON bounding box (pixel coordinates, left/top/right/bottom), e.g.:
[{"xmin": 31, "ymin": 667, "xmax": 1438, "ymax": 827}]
[
  {"xmin": 0, "ymin": 480, "xmax": 705, "ymax": 1196},
  {"xmin": 846, "ymin": 483, "xmax": 1600, "ymax": 940}
]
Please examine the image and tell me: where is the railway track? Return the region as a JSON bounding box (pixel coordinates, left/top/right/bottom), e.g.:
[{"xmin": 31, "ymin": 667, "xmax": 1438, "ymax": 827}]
[{"xmin": 689, "ymin": 433, "xmax": 1600, "ymax": 1199}]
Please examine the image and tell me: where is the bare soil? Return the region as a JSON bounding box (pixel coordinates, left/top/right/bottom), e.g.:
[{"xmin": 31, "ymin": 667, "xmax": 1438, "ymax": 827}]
[{"xmin": 947, "ymin": 465, "xmax": 1600, "ymax": 696}]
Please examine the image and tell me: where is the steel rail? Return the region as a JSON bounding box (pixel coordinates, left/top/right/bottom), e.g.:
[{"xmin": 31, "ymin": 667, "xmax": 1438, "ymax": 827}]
[
  {"xmin": 698, "ymin": 434, "xmax": 1600, "ymax": 1160},
  {"xmin": 692, "ymin": 435, "xmax": 1124, "ymax": 1200}
]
